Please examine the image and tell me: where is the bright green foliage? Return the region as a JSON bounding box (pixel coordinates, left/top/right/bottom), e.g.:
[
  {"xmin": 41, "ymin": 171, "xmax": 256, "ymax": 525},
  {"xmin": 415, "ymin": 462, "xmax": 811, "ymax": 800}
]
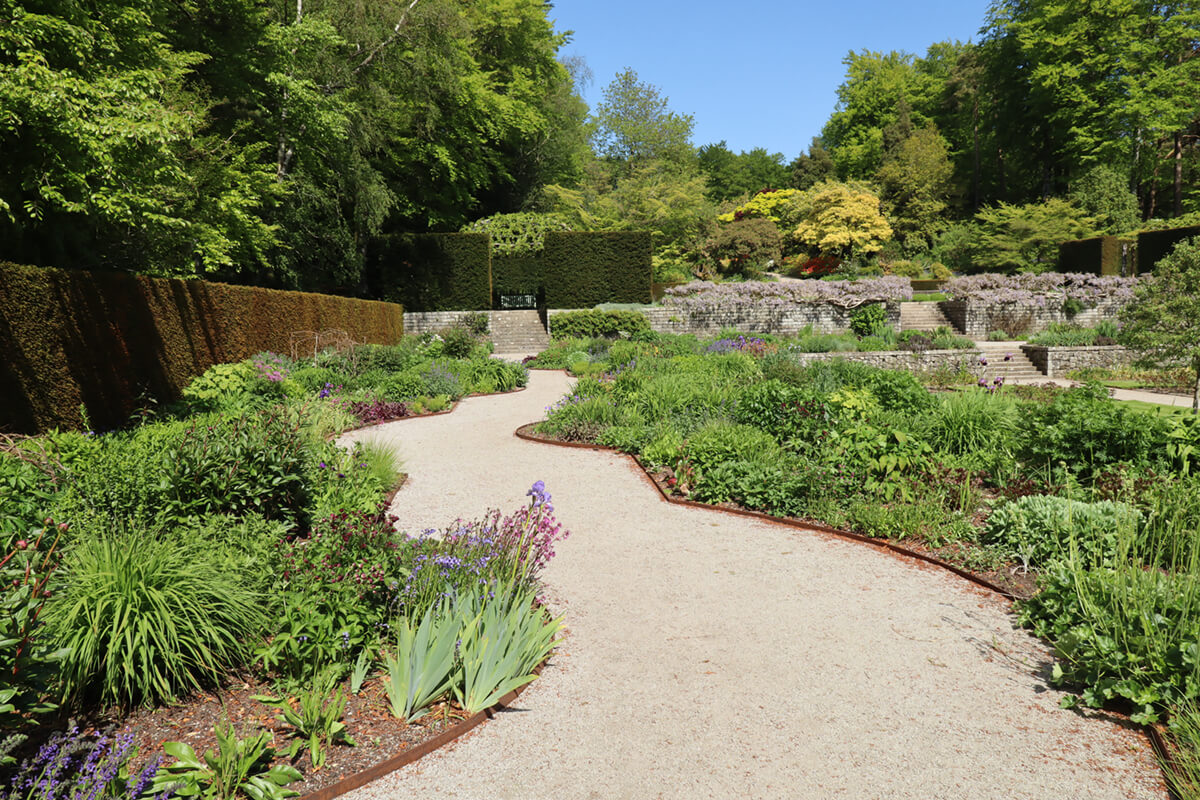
[
  {"xmin": 984, "ymin": 495, "xmax": 1143, "ymax": 569},
  {"xmin": 1018, "ymin": 383, "xmax": 1169, "ymax": 477},
  {"xmin": 462, "ymin": 213, "xmax": 573, "ymax": 255},
  {"xmin": 717, "ymin": 189, "xmax": 802, "ymax": 227},
  {"xmin": 966, "ymin": 199, "xmax": 1098, "ymax": 272},
  {"xmin": 453, "ymin": 581, "xmax": 560, "ymax": 715},
  {"xmin": 47, "ymin": 530, "xmax": 270, "ymax": 707},
  {"xmin": 877, "ymin": 125, "xmax": 955, "ymax": 250},
  {"xmin": 550, "ymin": 310, "xmax": 651, "ymax": 341},
  {"xmin": 1019, "ymin": 562, "xmax": 1200, "ymax": 724},
  {"xmin": 253, "ymin": 670, "xmax": 355, "ymax": 769},
  {"xmin": 382, "ymin": 602, "xmax": 460, "ymax": 723},
  {"xmin": 697, "ymin": 142, "xmax": 791, "ymax": 202},
  {"xmin": 590, "ymin": 67, "xmax": 695, "ymax": 167},
  {"xmin": 153, "ymin": 725, "xmax": 302, "ymax": 800},
  {"xmin": 1119, "ymin": 237, "xmax": 1200, "ymax": 411},
  {"xmin": 0, "ymin": 0, "xmax": 278, "ymax": 274},
  {"xmin": 792, "ymin": 181, "xmax": 893, "ymax": 258},
  {"xmin": 1070, "ymin": 166, "xmax": 1140, "ymax": 235}
]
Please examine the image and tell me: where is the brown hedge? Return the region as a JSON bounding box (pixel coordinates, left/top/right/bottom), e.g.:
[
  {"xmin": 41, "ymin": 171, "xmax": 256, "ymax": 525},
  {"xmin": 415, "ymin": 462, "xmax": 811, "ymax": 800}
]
[{"xmin": 0, "ymin": 263, "xmax": 403, "ymax": 434}]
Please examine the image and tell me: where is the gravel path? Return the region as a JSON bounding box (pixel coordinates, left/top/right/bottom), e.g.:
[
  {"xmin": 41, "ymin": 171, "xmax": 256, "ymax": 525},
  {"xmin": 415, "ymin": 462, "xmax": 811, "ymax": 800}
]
[{"xmin": 343, "ymin": 371, "xmax": 1165, "ymax": 800}]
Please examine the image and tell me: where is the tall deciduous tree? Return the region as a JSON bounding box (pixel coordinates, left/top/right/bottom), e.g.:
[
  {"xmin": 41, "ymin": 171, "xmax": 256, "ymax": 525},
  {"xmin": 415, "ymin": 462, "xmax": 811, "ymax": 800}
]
[{"xmin": 590, "ymin": 67, "xmax": 695, "ymax": 167}]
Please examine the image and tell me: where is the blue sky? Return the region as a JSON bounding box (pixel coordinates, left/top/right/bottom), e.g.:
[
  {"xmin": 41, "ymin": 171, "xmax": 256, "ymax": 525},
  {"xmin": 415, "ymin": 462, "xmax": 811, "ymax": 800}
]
[{"xmin": 549, "ymin": 0, "xmax": 993, "ymax": 160}]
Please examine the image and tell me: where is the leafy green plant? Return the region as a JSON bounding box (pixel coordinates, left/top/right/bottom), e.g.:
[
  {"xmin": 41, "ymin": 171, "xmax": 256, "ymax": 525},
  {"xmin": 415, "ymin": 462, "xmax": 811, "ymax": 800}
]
[
  {"xmin": 47, "ymin": 530, "xmax": 270, "ymax": 707},
  {"xmin": 849, "ymin": 303, "xmax": 889, "ymax": 337},
  {"xmin": 1, "ymin": 523, "xmax": 66, "ymax": 730},
  {"xmin": 982, "ymin": 495, "xmax": 1142, "ymax": 570},
  {"xmin": 926, "ymin": 389, "xmax": 1018, "ymax": 459},
  {"xmin": 252, "ymin": 670, "xmax": 355, "ymax": 769},
  {"xmin": 453, "ymin": 582, "xmax": 560, "ymax": 715},
  {"xmin": 680, "ymin": 421, "xmax": 779, "ymax": 479},
  {"xmin": 550, "ymin": 310, "xmax": 650, "ymax": 341},
  {"xmin": 1019, "ymin": 562, "xmax": 1200, "ymax": 724},
  {"xmin": 153, "ymin": 724, "xmax": 302, "ymax": 800},
  {"xmin": 381, "ymin": 602, "xmax": 459, "ymax": 723}
]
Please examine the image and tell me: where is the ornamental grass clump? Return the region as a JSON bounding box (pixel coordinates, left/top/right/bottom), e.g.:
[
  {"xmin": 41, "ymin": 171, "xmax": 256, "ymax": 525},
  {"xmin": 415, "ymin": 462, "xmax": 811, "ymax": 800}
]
[{"xmin": 47, "ymin": 530, "xmax": 270, "ymax": 708}]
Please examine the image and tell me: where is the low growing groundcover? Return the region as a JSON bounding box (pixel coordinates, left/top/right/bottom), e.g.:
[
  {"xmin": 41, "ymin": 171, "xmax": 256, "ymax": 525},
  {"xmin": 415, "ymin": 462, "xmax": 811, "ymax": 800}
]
[
  {"xmin": 528, "ymin": 329, "xmax": 1200, "ymax": 791},
  {"xmin": 0, "ymin": 333, "xmax": 565, "ymax": 799}
]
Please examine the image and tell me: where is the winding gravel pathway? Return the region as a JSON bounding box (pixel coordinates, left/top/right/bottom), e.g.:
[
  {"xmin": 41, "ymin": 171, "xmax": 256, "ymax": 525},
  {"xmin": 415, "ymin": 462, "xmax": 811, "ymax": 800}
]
[{"xmin": 343, "ymin": 370, "xmax": 1165, "ymax": 800}]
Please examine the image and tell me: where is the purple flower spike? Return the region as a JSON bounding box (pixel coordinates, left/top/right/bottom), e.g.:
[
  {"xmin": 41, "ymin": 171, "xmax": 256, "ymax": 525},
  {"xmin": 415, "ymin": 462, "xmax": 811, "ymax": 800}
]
[
  {"xmin": 979, "ymin": 356, "xmax": 988, "ymax": 366},
  {"xmin": 1004, "ymin": 353, "xmax": 1012, "ymax": 361},
  {"xmin": 977, "ymin": 377, "xmax": 988, "ymax": 387}
]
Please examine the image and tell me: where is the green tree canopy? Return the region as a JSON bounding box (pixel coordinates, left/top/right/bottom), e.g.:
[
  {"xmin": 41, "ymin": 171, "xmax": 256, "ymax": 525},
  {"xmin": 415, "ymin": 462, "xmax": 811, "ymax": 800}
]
[{"xmin": 590, "ymin": 67, "xmax": 695, "ymax": 167}]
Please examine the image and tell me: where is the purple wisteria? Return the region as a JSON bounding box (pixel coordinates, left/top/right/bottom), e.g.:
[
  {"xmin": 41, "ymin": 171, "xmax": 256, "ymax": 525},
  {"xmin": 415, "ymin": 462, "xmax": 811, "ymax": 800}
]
[
  {"xmin": 662, "ymin": 276, "xmax": 912, "ymax": 312},
  {"xmin": 943, "ymin": 273, "xmax": 1138, "ymax": 307}
]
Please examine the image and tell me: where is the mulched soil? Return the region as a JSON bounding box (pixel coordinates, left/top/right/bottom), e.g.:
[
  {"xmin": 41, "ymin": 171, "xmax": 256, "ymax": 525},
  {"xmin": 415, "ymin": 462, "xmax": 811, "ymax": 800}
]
[{"xmin": 102, "ymin": 676, "xmax": 462, "ymax": 798}]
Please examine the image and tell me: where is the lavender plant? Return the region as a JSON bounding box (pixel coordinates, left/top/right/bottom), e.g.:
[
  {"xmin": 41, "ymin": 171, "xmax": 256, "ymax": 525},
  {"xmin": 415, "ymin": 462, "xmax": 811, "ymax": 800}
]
[{"xmin": 0, "ymin": 728, "xmax": 161, "ymax": 800}]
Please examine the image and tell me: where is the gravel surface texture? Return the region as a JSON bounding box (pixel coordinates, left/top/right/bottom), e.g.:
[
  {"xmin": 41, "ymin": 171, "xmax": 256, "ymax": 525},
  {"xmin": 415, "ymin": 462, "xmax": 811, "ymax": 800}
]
[{"xmin": 342, "ymin": 370, "xmax": 1166, "ymax": 800}]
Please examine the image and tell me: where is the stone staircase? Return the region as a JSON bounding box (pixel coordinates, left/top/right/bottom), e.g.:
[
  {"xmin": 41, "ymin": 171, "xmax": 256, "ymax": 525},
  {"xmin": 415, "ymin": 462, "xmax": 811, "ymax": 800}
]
[
  {"xmin": 488, "ymin": 310, "xmax": 550, "ymax": 354},
  {"xmin": 899, "ymin": 301, "xmax": 956, "ymax": 332},
  {"xmin": 972, "ymin": 340, "xmax": 1045, "ymax": 382}
]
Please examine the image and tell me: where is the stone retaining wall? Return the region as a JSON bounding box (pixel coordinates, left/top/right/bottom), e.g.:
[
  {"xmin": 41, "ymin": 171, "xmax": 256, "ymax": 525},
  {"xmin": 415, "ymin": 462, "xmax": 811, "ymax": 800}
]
[
  {"xmin": 403, "ymin": 310, "xmax": 492, "ymax": 334},
  {"xmin": 940, "ymin": 299, "xmax": 1125, "ymax": 338},
  {"xmin": 607, "ymin": 302, "xmax": 901, "ymax": 337},
  {"xmin": 786, "ymin": 348, "xmax": 985, "ymax": 377},
  {"xmin": 1020, "ymin": 345, "xmax": 1134, "ymax": 378}
]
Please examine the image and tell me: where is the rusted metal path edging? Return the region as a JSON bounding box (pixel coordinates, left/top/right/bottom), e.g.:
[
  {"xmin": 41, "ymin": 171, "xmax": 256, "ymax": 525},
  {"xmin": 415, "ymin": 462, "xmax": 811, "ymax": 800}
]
[{"xmin": 512, "ymin": 419, "xmax": 1179, "ymax": 794}]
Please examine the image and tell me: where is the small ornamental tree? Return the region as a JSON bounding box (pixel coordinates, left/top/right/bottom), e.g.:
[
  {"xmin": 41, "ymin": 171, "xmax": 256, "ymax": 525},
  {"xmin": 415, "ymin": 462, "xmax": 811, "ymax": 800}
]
[
  {"xmin": 792, "ymin": 181, "xmax": 892, "ymax": 259},
  {"xmin": 1118, "ymin": 237, "xmax": 1200, "ymax": 412}
]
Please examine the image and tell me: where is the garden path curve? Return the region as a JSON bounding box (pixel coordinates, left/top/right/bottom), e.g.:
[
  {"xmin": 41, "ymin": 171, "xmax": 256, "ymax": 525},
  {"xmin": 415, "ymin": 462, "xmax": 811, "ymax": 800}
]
[{"xmin": 342, "ymin": 370, "xmax": 1165, "ymax": 800}]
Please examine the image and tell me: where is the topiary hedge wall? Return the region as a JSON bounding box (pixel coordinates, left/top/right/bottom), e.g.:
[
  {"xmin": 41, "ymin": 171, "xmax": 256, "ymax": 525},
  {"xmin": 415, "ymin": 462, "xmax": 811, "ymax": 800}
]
[
  {"xmin": 541, "ymin": 231, "xmax": 652, "ymax": 308},
  {"xmin": 366, "ymin": 233, "xmax": 491, "ymax": 311},
  {"xmin": 0, "ymin": 263, "xmax": 403, "ymax": 434},
  {"xmin": 1137, "ymin": 225, "xmax": 1200, "ymax": 275},
  {"xmin": 491, "ymin": 253, "xmax": 544, "ymax": 298},
  {"xmin": 1059, "ymin": 236, "xmax": 1122, "ymax": 276}
]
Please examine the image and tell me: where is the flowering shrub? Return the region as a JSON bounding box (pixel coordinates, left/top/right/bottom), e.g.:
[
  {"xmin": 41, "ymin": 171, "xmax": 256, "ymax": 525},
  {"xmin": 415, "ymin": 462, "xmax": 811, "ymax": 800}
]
[
  {"xmin": 662, "ymin": 276, "xmax": 912, "ymax": 312},
  {"xmin": 943, "ymin": 273, "xmax": 1138, "ymax": 307},
  {"xmin": 1, "ymin": 727, "xmax": 161, "ymax": 799}
]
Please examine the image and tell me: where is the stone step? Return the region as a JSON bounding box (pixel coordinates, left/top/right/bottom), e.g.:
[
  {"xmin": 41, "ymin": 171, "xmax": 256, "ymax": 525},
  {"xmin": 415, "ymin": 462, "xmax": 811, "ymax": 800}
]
[{"xmin": 487, "ymin": 309, "xmax": 549, "ymax": 353}]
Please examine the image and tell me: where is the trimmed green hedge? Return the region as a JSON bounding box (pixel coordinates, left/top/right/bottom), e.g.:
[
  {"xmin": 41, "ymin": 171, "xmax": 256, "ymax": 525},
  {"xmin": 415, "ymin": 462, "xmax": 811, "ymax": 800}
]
[
  {"xmin": 0, "ymin": 263, "xmax": 403, "ymax": 433},
  {"xmin": 549, "ymin": 310, "xmax": 651, "ymax": 340},
  {"xmin": 1059, "ymin": 236, "xmax": 1122, "ymax": 276},
  {"xmin": 542, "ymin": 231, "xmax": 652, "ymax": 308},
  {"xmin": 491, "ymin": 253, "xmax": 544, "ymax": 298},
  {"xmin": 367, "ymin": 233, "xmax": 491, "ymax": 311},
  {"xmin": 1137, "ymin": 226, "xmax": 1200, "ymax": 275}
]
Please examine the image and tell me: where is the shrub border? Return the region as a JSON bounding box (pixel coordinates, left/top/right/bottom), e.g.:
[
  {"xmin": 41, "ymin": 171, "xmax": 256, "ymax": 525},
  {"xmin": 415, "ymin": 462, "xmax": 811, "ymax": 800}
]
[{"xmin": 510, "ymin": 407, "xmax": 1175, "ymax": 786}]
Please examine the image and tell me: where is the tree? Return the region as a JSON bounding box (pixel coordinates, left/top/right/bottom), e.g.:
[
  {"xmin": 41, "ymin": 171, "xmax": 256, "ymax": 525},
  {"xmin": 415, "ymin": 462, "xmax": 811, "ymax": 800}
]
[
  {"xmin": 968, "ymin": 198, "xmax": 1098, "ymax": 272},
  {"xmin": 1069, "ymin": 165, "xmax": 1140, "ymax": 235},
  {"xmin": 876, "ymin": 124, "xmax": 955, "ymax": 250},
  {"xmin": 1119, "ymin": 237, "xmax": 1200, "ymax": 411},
  {"xmin": 792, "ymin": 181, "xmax": 893, "ymax": 259},
  {"xmin": 590, "ymin": 67, "xmax": 695, "ymax": 167},
  {"xmin": 697, "ymin": 142, "xmax": 790, "ymax": 201},
  {"xmin": 789, "ymin": 138, "xmax": 836, "ymax": 190}
]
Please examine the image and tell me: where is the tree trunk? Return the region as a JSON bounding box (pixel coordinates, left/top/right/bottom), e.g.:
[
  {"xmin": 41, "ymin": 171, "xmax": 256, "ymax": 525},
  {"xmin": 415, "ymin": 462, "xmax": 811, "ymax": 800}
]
[
  {"xmin": 1174, "ymin": 131, "xmax": 1184, "ymax": 218},
  {"xmin": 971, "ymin": 96, "xmax": 980, "ymax": 211},
  {"xmin": 1193, "ymin": 364, "xmax": 1199, "ymax": 415}
]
